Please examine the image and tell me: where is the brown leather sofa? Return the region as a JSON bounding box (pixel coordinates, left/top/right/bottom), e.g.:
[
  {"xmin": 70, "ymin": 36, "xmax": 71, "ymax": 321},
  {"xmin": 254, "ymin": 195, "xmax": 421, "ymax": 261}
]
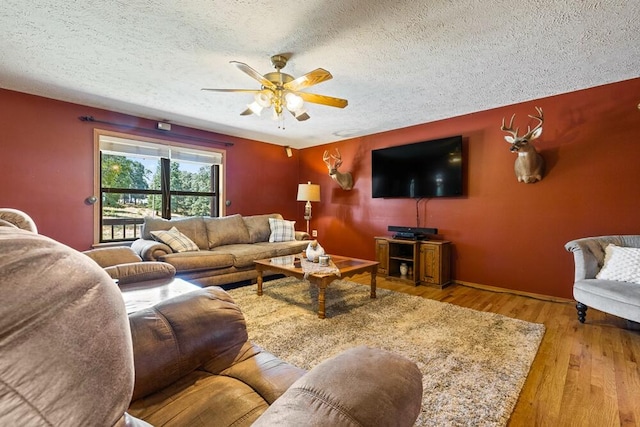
[{"xmin": 1, "ymin": 226, "xmax": 424, "ymax": 426}]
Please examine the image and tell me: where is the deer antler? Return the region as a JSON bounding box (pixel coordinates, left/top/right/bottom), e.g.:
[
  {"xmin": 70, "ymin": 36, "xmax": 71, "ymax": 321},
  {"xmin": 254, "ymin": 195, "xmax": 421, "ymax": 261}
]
[
  {"xmin": 501, "ymin": 107, "xmax": 544, "ymax": 143},
  {"xmin": 330, "ymin": 148, "xmax": 343, "ymax": 169},
  {"xmin": 323, "ymin": 149, "xmax": 343, "ymax": 170},
  {"xmin": 525, "ymin": 106, "xmax": 544, "ymax": 140},
  {"xmin": 500, "ymin": 115, "xmax": 520, "ymax": 142},
  {"xmin": 322, "ymin": 150, "xmax": 331, "ymax": 168}
]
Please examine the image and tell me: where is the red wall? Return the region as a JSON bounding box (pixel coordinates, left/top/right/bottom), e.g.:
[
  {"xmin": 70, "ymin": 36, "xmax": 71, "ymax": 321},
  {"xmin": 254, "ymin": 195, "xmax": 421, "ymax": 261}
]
[
  {"xmin": 0, "ymin": 89, "xmax": 300, "ymax": 250},
  {"xmin": 299, "ymin": 78, "xmax": 640, "ymax": 299},
  {"xmin": 2, "ymin": 79, "xmax": 639, "ymax": 299}
]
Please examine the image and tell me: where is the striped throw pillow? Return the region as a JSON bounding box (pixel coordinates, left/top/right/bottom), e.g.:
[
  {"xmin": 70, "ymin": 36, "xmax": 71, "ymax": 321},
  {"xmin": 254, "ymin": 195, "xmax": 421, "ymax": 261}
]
[{"xmin": 150, "ymin": 227, "xmax": 200, "ymax": 253}]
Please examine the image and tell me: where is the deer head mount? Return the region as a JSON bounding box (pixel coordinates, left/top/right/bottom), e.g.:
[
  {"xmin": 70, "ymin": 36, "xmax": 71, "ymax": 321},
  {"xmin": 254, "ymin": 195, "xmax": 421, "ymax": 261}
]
[
  {"xmin": 500, "ymin": 106, "xmax": 545, "ymax": 183},
  {"xmin": 322, "ymin": 148, "xmax": 353, "ymax": 190}
]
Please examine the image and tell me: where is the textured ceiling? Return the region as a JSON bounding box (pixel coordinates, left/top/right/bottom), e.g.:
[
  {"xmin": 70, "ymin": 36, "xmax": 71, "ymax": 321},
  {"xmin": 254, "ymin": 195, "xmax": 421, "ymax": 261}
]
[{"xmin": 1, "ymin": 1, "xmax": 638, "ymax": 148}]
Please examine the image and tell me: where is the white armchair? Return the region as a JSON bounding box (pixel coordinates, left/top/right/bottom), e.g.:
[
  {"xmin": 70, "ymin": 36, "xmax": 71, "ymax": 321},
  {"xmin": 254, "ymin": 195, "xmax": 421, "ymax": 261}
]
[{"xmin": 565, "ymin": 235, "xmax": 640, "ymax": 327}]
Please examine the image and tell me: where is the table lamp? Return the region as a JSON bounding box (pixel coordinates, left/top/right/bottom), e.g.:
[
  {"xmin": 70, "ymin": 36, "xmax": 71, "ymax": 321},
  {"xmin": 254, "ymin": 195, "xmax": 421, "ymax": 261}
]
[{"xmin": 296, "ymin": 181, "xmax": 321, "ymax": 234}]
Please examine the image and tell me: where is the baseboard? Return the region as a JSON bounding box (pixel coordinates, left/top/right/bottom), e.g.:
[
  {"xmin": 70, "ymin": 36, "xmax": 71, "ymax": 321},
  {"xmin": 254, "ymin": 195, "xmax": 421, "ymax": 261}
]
[{"xmin": 453, "ymin": 280, "xmax": 573, "ymax": 304}]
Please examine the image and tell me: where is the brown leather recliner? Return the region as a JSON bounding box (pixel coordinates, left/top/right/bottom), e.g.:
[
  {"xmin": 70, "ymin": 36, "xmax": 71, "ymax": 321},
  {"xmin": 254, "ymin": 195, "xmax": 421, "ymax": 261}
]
[
  {"xmin": 0, "ymin": 207, "xmax": 38, "ymax": 232},
  {"xmin": 1, "ymin": 227, "xmax": 423, "ymax": 426},
  {"xmin": 0, "ymin": 227, "xmax": 148, "ymax": 426}
]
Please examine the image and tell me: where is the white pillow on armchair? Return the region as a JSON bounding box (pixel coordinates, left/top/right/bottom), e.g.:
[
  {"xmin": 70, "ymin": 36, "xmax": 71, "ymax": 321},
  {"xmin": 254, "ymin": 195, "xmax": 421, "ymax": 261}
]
[{"xmin": 596, "ymin": 244, "xmax": 640, "ymax": 284}]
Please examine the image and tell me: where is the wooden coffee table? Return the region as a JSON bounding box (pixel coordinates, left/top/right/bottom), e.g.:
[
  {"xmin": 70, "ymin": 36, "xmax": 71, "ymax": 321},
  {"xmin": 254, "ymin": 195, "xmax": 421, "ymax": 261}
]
[{"xmin": 254, "ymin": 254, "xmax": 379, "ymax": 319}]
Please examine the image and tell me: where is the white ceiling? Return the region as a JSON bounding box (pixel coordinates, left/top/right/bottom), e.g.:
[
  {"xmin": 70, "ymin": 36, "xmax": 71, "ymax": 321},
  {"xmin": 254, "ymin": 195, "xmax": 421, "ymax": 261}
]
[{"xmin": 1, "ymin": 1, "xmax": 638, "ymax": 149}]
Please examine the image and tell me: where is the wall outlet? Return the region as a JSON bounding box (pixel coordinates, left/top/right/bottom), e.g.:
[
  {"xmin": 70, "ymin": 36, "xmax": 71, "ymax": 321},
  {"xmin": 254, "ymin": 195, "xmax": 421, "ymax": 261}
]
[{"xmin": 312, "ymin": 230, "xmax": 318, "ymax": 237}]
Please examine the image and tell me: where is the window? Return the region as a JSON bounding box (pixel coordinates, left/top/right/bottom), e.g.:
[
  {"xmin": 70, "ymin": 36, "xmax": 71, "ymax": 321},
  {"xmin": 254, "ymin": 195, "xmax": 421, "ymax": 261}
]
[{"xmin": 95, "ymin": 131, "xmax": 224, "ymax": 243}]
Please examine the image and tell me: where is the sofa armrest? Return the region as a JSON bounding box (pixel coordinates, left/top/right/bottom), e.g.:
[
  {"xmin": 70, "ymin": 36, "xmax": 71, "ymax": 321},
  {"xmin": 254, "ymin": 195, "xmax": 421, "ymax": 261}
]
[
  {"xmin": 295, "ymin": 231, "xmax": 310, "ymax": 241},
  {"xmin": 104, "ymin": 262, "xmax": 176, "ymax": 285},
  {"xmin": 128, "ymin": 287, "xmax": 248, "ymax": 401},
  {"xmin": 253, "ymin": 346, "xmax": 423, "ymax": 427},
  {"xmin": 131, "ymin": 238, "xmax": 172, "ymax": 261},
  {"xmin": 0, "ymin": 208, "xmax": 38, "ymax": 233},
  {"xmin": 565, "ymin": 235, "xmax": 640, "ymax": 281},
  {"xmin": 83, "ymin": 246, "xmax": 142, "ymax": 268}
]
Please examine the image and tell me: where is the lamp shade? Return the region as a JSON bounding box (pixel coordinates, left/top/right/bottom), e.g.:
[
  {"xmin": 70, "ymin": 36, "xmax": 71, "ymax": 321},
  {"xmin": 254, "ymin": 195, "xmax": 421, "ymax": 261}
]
[{"xmin": 297, "ymin": 182, "xmax": 321, "ymax": 202}]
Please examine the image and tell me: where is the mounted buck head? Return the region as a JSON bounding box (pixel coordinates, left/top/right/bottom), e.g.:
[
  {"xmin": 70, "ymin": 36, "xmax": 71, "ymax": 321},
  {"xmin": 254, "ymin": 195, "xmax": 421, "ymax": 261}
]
[
  {"xmin": 322, "ymin": 148, "xmax": 353, "ymax": 190},
  {"xmin": 500, "ymin": 106, "xmax": 545, "ymax": 183}
]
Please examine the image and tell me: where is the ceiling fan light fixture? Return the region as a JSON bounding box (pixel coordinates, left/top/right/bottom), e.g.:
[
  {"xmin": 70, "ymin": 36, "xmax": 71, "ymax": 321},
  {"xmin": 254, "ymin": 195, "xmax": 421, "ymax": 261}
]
[
  {"xmin": 255, "ymin": 91, "xmax": 273, "ymax": 108},
  {"xmin": 202, "ymin": 55, "xmax": 348, "ymax": 127},
  {"xmin": 284, "ymin": 91, "xmax": 304, "ymax": 112},
  {"xmin": 247, "ymin": 101, "xmax": 263, "ymax": 116}
]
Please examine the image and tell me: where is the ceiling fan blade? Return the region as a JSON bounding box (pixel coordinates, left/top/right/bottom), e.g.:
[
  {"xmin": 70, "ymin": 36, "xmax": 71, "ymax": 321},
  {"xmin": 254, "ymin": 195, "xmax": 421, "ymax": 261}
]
[
  {"xmin": 290, "ymin": 110, "xmax": 310, "ymax": 121},
  {"xmin": 298, "ymin": 92, "xmax": 348, "ymax": 108},
  {"xmin": 201, "ymin": 88, "xmax": 261, "ymax": 93},
  {"xmin": 230, "ymin": 61, "xmax": 276, "ymax": 89},
  {"xmin": 284, "ymin": 68, "xmax": 332, "ymax": 92}
]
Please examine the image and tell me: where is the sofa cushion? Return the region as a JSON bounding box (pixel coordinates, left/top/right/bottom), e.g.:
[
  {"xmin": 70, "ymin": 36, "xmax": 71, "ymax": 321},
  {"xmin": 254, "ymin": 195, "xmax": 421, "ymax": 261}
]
[
  {"xmin": 243, "ymin": 214, "xmax": 283, "ymax": 243},
  {"xmin": 129, "ymin": 371, "xmax": 269, "ymax": 426},
  {"xmin": 159, "ymin": 250, "xmax": 234, "ymax": 272},
  {"xmin": 142, "ymin": 217, "xmax": 208, "ymax": 250},
  {"xmin": 204, "ymin": 214, "xmax": 251, "ymax": 248},
  {"xmin": 268, "ymin": 218, "xmax": 296, "ymax": 242},
  {"xmin": 151, "ymin": 227, "xmax": 200, "ymax": 253},
  {"xmin": 254, "ymin": 241, "xmax": 310, "ymax": 258}
]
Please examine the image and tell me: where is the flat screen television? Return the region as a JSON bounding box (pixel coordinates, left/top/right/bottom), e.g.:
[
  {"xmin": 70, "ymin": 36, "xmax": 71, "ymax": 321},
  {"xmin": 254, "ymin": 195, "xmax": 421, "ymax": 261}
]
[{"xmin": 371, "ymin": 135, "xmax": 463, "ymax": 198}]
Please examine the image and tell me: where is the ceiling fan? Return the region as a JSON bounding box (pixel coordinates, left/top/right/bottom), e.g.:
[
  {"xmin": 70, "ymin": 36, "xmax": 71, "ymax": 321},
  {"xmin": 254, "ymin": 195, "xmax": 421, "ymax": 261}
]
[{"xmin": 202, "ymin": 54, "xmax": 348, "ymax": 123}]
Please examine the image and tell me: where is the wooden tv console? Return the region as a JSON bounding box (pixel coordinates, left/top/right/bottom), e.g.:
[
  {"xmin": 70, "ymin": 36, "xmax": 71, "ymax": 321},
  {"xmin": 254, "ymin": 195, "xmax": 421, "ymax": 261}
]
[{"xmin": 374, "ymin": 237, "xmax": 451, "ymax": 288}]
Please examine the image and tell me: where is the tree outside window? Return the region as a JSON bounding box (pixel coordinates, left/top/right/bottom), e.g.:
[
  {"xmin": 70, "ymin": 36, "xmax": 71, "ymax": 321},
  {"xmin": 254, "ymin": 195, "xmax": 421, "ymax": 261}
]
[{"xmin": 98, "ymin": 134, "xmax": 223, "ymax": 242}]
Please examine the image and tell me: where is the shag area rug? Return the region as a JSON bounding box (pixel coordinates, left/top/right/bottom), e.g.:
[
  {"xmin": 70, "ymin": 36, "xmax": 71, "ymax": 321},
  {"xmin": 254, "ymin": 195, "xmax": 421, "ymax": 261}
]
[{"xmin": 227, "ymin": 277, "xmax": 545, "ymax": 427}]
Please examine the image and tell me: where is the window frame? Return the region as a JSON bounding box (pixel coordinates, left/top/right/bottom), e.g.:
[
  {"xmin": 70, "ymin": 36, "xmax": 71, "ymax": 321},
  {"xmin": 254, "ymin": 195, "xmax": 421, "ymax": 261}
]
[{"xmin": 93, "ymin": 129, "xmax": 226, "ymax": 245}]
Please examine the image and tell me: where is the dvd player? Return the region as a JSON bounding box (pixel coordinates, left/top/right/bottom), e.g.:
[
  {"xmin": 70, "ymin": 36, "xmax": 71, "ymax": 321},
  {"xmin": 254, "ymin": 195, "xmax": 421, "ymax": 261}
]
[{"xmin": 388, "ymin": 225, "xmax": 438, "ymax": 240}]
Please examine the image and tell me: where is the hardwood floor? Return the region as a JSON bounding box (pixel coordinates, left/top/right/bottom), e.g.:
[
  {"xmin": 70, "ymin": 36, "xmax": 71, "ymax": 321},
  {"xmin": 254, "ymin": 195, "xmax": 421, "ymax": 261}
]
[{"xmin": 348, "ymin": 274, "xmax": 640, "ymax": 427}]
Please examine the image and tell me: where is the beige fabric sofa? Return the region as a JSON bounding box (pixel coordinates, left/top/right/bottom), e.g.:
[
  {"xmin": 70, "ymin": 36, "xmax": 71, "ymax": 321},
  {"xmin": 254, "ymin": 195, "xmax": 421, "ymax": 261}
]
[{"xmin": 131, "ymin": 213, "xmax": 310, "ymax": 287}]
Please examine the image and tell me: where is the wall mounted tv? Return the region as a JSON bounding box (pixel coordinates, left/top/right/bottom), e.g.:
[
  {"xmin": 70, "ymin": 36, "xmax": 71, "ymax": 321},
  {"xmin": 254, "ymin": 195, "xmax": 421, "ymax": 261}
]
[{"xmin": 371, "ymin": 135, "xmax": 463, "ymax": 198}]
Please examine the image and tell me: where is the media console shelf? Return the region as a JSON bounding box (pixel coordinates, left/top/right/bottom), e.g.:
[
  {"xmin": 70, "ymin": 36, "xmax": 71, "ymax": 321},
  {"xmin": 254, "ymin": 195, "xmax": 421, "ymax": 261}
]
[{"xmin": 375, "ymin": 237, "xmax": 451, "ymax": 288}]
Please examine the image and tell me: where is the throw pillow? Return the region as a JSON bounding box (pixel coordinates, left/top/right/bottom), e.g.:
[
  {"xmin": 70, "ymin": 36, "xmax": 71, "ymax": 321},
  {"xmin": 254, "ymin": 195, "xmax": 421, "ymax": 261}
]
[
  {"xmin": 142, "ymin": 216, "xmax": 208, "ymax": 249},
  {"xmin": 150, "ymin": 227, "xmax": 200, "ymax": 253},
  {"xmin": 268, "ymin": 218, "xmax": 296, "ymax": 242},
  {"xmin": 596, "ymin": 244, "xmax": 640, "ymax": 284}
]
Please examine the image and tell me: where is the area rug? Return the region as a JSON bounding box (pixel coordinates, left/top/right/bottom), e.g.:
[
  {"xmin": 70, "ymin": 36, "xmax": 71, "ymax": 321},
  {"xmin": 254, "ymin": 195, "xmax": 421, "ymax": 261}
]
[{"xmin": 227, "ymin": 277, "xmax": 545, "ymax": 427}]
